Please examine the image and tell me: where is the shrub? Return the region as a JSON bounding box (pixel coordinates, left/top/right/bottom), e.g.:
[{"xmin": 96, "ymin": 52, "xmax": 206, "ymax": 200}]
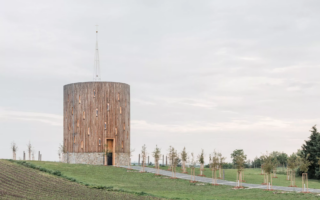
[{"xmin": 52, "ymin": 170, "xmax": 62, "ymax": 176}]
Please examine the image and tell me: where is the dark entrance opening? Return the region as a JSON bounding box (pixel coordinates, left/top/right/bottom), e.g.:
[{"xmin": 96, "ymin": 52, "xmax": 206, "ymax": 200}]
[
  {"xmin": 108, "ymin": 153, "xmax": 113, "ymax": 165},
  {"xmin": 106, "ymin": 139, "xmax": 114, "ymax": 166}
]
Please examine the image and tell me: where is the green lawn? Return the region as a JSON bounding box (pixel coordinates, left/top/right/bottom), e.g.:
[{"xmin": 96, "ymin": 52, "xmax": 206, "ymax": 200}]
[
  {"xmin": 148, "ymin": 166, "xmax": 320, "ymax": 189},
  {"xmin": 27, "ymin": 161, "xmax": 320, "ymax": 200}
]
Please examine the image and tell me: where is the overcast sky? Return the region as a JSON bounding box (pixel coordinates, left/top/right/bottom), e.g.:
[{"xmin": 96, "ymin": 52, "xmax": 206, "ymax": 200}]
[{"xmin": 1, "ymin": 0, "xmax": 320, "ymax": 163}]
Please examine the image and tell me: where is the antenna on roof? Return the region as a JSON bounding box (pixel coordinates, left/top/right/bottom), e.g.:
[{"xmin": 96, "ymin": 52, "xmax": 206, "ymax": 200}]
[{"xmin": 93, "ymin": 25, "xmax": 101, "ymax": 81}]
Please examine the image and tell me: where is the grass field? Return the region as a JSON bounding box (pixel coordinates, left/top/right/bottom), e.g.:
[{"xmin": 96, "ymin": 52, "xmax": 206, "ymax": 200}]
[
  {"xmin": 24, "ymin": 160, "xmax": 320, "ymax": 200},
  {"xmin": 148, "ymin": 165, "xmax": 320, "ymax": 189},
  {"xmin": 0, "ymin": 160, "xmax": 161, "ymax": 200}
]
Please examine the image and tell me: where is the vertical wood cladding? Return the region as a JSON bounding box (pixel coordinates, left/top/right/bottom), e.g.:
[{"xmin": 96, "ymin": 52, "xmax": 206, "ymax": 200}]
[{"xmin": 63, "ymin": 82, "xmax": 130, "ymax": 156}]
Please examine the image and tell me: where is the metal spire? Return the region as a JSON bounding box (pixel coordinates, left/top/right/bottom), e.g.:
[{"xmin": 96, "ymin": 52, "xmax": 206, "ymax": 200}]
[{"xmin": 93, "ymin": 25, "xmax": 101, "ymax": 81}]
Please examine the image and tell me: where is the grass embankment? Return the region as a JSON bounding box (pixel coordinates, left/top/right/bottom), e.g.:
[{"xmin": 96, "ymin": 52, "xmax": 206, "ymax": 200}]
[
  {"xmin": 0, "ymin": 160, "xmax": 161, "ymax": 200},
  {"xmin": 150, "ymin": 166, "xmax": 320, "ymax": 189},
  {"xmin": 27, "ymin": 161, "xmax": 320, "ymax": 200}
]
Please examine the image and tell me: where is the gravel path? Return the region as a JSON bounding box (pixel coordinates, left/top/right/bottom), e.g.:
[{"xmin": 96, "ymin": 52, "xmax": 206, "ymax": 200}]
[{"xmin": 122, "ymin": 166, "xmax": 320, "ymax": 193}]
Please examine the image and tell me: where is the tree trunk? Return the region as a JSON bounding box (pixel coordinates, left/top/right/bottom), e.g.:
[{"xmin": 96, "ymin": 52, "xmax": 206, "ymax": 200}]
[
  {"xmin": 266, "ymin": 173, "xmax": 268, "ymax": 189},
  {"xmin": 271, "ymin": 174, "xmax": 273, "ymax": 190},
  {"xmin": 182, "ymin": 161, "xmax": 185, "ymax": 172},
  {"xmin": 239, "ymin": 172, "xmax": 241, "ymax": 187},
  {"xmin": 212, "ymin": 169, "xmax": 214, "ymax": 184},
  {"xmin": 193, "ymin": 168, "xmax": 195, "ymax": 182},
  {"xmin": 171, "ymin": 165, "xmax": 174, "ymax": 178}
]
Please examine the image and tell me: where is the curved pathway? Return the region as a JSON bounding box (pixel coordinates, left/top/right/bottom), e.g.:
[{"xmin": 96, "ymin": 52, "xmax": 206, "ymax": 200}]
[{"xmin": 122, "ymin": 166, "xmax": 320, "ymax": 193}]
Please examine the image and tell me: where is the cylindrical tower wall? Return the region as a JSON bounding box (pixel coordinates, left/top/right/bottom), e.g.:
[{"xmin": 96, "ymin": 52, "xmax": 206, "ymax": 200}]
[{"xmin": 63, "ymin": 82, "xmax": 130, "ymax": 165}]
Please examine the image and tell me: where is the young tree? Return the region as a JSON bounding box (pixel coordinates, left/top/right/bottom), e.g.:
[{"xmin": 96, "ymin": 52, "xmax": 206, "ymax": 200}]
[
  {"xmin": 218, "ymin": 152, "xmax": 226, "ymax": 179},
  {"xmin": 167, "ymin": 146, "xmax": 173, "ymax": 171},
  {"xmin": 128, "ymin": 148, "xmax": 134, "ymax": 169},
  {"xmin": 11, "ymin": 142, "xmax": 18, "ymax": 160},
  {"xmin": 58, "ymin": 143, "xmax": 63, "ymax": 162},
  {"xmin": 181, "ymin": 147, "xmax": 188, "ymax": 173},
  {"xmin": 211, "ymin": 151, "xmax": 220, "ymax": 185},
  {"xmin": 233, "ymin": 151, "xmax": 246, "ymax": 188},
  {"xmin": 32, "ymin": 149, "xmax": 35, "ymax": 160},
  {"xmin": 261, "ymin": 152, "xmax": 277, "ymax": 190},
  {"xmin": 299, "ymin": 153, "xmax": 312, "ymax": 193},
  {"xmin": 198, "ymin": 149, "xmax": 205, "ymax": 176},
  {"xmin": 287, "ymin": 153, "xmax": 301, "ymax": 187},
  {"xmin": 153, "ymin": 145, "xmax": 161, "ymax": 175},
  {"xmin": 171, "ymin": 148, "xmax": 179, "ymax": 179},
  {"xmin": 189, "ymin": 153, "xmax": 197, "ymax": 183},
  {"xmin": 231, "ymin": 149, "xmax": 247, "ymax": 165},
  {"xmin": 58, "ymin": 143, "xmax": 65, "ymax": 162},
  {"xmin": 27, "ymin": 141, "xmax": 32, "ymax": 160},
  {"xmin": 58, "ymin": 151, "xmax": 61, "ymax": 162},
  {"xmin": 141, "ymin": 144, "xmax": 147, "ymax": 173}
]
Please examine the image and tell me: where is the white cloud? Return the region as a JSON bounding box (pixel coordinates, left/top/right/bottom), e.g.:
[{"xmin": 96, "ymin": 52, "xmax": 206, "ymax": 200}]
[
  {"xmin": 132, "ymin": 116, "xmax": 311, "ymax": 134},
  {"xmin": 0, "ymin": 108, "xmax": 62, "ymax": 126}
]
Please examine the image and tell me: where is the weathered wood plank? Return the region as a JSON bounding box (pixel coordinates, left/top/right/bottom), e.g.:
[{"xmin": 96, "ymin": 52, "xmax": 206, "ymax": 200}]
[{"xmin": 63, "ymin": 82, "xmax": 130, "ymax": 159}]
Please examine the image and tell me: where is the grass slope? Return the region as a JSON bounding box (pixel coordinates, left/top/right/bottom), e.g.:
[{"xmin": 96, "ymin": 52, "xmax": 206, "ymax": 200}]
[
  {"xmin": 28, "ymin": 161, "xmax": 320, "ymax": 200},
  {"xmin": 0, "ymin": 160, "xmax": 160, "ymax": 200},
  {"xmin": 151, "ymin": 166, "xmax": 320, "ymax": 189}
]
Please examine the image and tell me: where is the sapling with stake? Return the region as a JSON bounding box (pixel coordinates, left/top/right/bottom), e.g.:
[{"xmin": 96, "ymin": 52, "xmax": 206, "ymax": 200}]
[
  {"xmin": 11, "ymin": 142, "xmax": 18, "ymax": 160},
  {"xmin": 287, "ymin": 153, "xmax": 300, "ymax": 187},
  {"xmin": 189, "ymin": 153, "xmax": 197, "ymax": 183},
  {"xmin": 218, "ymin": 152, "xmax": 226, "ymax": 179},
  {"xmin": 140, "ymin": 144, "xmax": 147, "ymax": 173},
  {"xmin": 171, "ymin": 148, "xmax": 179, "ymax": 179},
  {"xmin": 27, "ymin": 141, "xmax": 32, "ymax": 160},
  {"xmin": 152, "ymin": 145, "xmax": 161, "ymax": 175},
  {"xmin": 58, "ymin": 151, "xmax": 61, "ymax": 162},
  {"xmin": 211, "ymin": 150, "xmax": 220, "ymax": 185},
  {"xmin": 300, "ymin": 154, "xmax": 312, "ymax": 193},
  {"xmin": 181, "ymin": 147, "xmax": 188, "ymax": 173},
  {"xmin": 128, "ymin": 148, "xmax": 135, "ymax": 169},
  {"xmin": 261, "ymin": 152, "xmax": 277, "ymax": 190},
  {"xmin": 233, "ymin": 152, "xmax": 246, "ymax": 188},
  {"xmin": 198, "ymin": 149, "xmax": 205, "ymax": 176},
  {"xmin": 58, "ymin": 143, "xmax": 64, "ymax": 162},
  {"xmin": 167, "ymin": 146, "xmax": 173, "ymax": 171}
]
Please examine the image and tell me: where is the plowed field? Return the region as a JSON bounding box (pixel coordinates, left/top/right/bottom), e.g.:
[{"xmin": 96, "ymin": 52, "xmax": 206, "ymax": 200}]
[{"xmin": 0, "ymin": 160, "xmax": 160, "ymax": 200}]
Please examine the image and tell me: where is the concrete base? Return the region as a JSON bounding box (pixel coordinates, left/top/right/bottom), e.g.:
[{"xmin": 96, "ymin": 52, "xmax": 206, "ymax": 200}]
[{"xmin": 63, "ymin": 152, "xmax": 129, "ymax": 166}]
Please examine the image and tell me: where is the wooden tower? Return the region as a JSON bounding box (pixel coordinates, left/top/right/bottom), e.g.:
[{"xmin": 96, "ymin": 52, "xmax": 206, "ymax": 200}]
[{"xmin": 63, "ymin": 82, "xmax": 130, "ymax": 166}]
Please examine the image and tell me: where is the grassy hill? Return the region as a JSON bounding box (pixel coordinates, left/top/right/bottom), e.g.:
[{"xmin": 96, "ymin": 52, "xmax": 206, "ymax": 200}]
[
  {"xmin": 0, "ymin": 160, "xmax": 161, "ymax": 200},
  {"xmin": 15, "ymin": 160, "xmax": 319, "ymax": 200}
]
